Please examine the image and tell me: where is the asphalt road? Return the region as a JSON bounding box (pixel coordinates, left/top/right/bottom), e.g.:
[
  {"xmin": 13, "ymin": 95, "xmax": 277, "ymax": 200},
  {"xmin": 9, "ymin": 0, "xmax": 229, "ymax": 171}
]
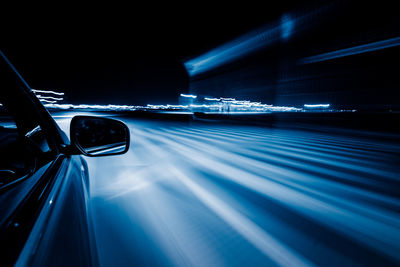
[{"xmin": 56, "ymin": 115, "xmax": 400, "ymax": 266}]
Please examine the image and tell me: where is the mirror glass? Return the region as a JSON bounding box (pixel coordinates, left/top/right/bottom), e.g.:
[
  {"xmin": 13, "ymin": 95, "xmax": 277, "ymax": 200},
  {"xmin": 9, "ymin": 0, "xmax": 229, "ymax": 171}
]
[{"xmin": 71, "ymin": 116, "xmax": 129, "ymax": 156}]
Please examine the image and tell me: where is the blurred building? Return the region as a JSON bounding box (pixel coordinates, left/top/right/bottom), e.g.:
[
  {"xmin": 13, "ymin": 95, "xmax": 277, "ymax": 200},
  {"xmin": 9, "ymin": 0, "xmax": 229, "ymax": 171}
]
[{"xmin": 185, "ymin": 2, "xmax": 400, "ymax": 111}]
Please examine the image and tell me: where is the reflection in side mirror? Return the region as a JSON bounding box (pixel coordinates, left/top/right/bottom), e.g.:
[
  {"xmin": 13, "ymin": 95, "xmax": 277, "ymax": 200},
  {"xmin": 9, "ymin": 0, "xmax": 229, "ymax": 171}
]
[{"xmin": 70, "ymin": 116, "xmax": 130, "ymax": 157}]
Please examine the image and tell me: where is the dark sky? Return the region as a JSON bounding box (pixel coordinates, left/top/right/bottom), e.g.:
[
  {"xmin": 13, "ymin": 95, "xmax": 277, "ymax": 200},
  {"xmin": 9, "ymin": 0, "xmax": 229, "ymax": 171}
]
[{"xmin": 1, "ymin": 1, "xmax": 323, "ymax": 105}]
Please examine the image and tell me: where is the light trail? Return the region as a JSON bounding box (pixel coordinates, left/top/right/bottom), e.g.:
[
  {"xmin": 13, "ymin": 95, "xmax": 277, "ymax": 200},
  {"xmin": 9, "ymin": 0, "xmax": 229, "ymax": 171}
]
[
  {"xmin": 36, "ymin": 95, "xmax": 64, "ymax": 101},
  {"xmin": 32, "ymin": 89, "xmax": 65, "ymax": 96},
  {"xmin": 300, "ymin": 36, "xmax": 400, "ymax": 64},
  {"xmin": 170, "ymin": 165, "xmax": 314, "ymax": 267},
  {"xmin": 180, "ymin": 94, "xmax": 198, "ymax": 98},
  {"xmin": 304, "ymin": 104, "xmax": 330, "ymax": 108},
  {"xmin": 183, "ymin": 15, "xmax": 297, "ymax": 76},
  {"xmin": 39, "ymin": 99, "xmax": 57, "ymax": 104},
  {"xmin": 54, "ymin": 116, "xmax": 400, "ymax": 267}
]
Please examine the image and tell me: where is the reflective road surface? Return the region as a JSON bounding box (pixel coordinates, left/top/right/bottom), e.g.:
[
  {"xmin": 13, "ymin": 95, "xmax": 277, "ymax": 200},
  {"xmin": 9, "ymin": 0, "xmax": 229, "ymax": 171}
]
[{"xmin": 57, "ymin": 116, "xmax": 400, "ymax": 266}]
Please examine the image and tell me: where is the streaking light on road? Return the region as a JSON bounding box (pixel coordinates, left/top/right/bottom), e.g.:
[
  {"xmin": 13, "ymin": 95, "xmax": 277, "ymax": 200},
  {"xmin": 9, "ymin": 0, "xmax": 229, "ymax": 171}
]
[{"xmin": 117, "ymin": 122, "xmax": 400, "ymax": 265}]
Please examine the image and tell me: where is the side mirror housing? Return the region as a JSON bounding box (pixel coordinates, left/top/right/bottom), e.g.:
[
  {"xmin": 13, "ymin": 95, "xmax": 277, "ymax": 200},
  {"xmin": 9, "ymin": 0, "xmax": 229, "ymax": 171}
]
[{"xmin": 70, "ymin": 116, "xmax": 130, "ymax": 157}]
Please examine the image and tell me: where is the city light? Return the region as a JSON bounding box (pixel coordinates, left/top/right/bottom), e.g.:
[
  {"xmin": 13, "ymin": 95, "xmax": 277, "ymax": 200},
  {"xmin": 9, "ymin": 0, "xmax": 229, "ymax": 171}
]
[
  {"xmin": 43, "ymin": 103, "xmax": 138, "ymax": 111},
  {"xmin": 39, "ymin": 94, "xmax": 340, "ymax": 113},
  {"xmin": 32, "ymin": 89, "xmax": 65, "ymax": 95},
  {"xmin": 180, "ymin": 94, "xmax": 197, "ymax": 98},
  {"xmin": 36, "ymin": 95, "xmax": 63, "ymax": 101},
  {"xmin": 304, "ymin": 104, "xmax": 330, "ymax": 108},
  {"xmin": 39, "ymin": 99, "xmax": 57, "ymax": 104}
]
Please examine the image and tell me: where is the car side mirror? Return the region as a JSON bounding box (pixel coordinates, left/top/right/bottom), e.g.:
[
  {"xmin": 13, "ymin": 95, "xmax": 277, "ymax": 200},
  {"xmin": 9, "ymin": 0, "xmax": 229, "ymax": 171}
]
[{"xmin": 70, "ymin": 116, "xmax": 130, "ymax": 157}]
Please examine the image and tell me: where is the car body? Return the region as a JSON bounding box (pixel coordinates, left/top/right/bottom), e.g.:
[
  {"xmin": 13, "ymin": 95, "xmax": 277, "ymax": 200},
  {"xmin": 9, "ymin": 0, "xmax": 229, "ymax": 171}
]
[{"xmin": 0, "ymin": 50, "xmax": 129, "ymax": 266}]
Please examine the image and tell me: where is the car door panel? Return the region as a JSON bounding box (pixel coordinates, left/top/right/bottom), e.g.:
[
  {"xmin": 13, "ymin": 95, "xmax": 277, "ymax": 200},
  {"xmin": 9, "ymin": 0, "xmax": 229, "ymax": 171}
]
[{"xmin": 13, "ymin": 155, "xmax": 96, "ymax": 267}]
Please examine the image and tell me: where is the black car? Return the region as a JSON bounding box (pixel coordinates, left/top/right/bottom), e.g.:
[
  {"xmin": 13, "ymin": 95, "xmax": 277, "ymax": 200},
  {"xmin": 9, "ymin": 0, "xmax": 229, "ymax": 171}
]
[{"xmin": 0, "ymin": 50, "xmax": 130, "ymax": 266}]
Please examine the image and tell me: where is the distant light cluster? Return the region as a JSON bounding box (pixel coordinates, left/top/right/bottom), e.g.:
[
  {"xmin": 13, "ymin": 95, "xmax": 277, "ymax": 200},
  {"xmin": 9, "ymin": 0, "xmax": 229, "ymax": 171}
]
[
  {"xmin": 146, "ymin": 103, "xmax": 302, "ymax": 113},
  {"xmin": 43, "ymin": 96, "xmax": 304, "ymax": 113},
  {"xmin": 167, "ymin": 95, "xmax": 303, "ymax": 112},
  {"xmin": 37, "ymin": 90, "xmax": 338, "ymax": 113}
]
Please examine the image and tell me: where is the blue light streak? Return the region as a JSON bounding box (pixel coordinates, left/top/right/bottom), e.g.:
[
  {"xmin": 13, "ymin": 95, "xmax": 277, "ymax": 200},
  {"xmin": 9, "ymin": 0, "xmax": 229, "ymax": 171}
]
[
  {"xmin": 184, "ymin": 27, "xmax": 280, "ymax": 76},
  {"xmin": 300, "ymin": 36, "xmax": 400, "ymax": 64},
  {"xmin": 184, "ymin": 15, "xmax": 297, "ymax": 76},
  {"xmin": 281, "ymin": 14, "xmax": 294, "ymax": 40}
]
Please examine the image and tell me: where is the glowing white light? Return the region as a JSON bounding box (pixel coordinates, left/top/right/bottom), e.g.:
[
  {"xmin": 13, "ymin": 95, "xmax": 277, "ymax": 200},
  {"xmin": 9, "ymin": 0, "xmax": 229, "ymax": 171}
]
[
  {"xmin": 32, "ymin": 89, "xmax": 64, "ymax": 95},
  {"xmin": 304, "ymin": 104, "xmax": 330, "ymax": 108},
  {"xmin": 180, "ymin": 94, "xmax": 197, "ymax": 99},
  {"xmin": 44, "ymin": 103, "xmax": 138, "ymax": 111},
  {"xmin": 37, "ymin": 95, "xmax": 63, "ymax": 101},
  {"xmin": 39, "ymin": 94, "xmax": 338, "ymax": 113}
]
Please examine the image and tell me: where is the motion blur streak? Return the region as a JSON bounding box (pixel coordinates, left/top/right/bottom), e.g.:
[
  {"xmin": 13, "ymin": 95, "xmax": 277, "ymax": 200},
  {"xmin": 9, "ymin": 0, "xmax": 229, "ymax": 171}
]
[
  {"xmin": 146, "ymin": 127, "xmax": 400, "ymax": 258},
  {"xmin": 170, "ymin": 166, "xmax": 314, "ymax": 267},
  {"xmin": 304, "ymin": 104, "xmax": 330, "ymax": 108},
  {"xmin": 31, "ymin": 89, "xmax": 65, "ymax": 95},
  {"xmin": 57, "ymin": 117, "xmax": 400, "ymax": 266},
  {"xmin": 36, "ymin": 95, "xmax": 63, "ymax": 101},
  {"xmin": 184, "ymin": 15, "xmax": 295, "ymax": 76},
  {"xmin": 299, "ymin": 36, "xmax": 400, "ymax": 64}
]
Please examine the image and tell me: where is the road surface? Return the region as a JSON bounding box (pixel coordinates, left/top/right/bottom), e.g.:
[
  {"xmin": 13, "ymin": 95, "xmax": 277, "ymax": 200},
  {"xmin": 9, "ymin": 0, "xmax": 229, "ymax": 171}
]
[{"xmin": 57, "ymin": 115, "xmax": 400, "ymax": 266}]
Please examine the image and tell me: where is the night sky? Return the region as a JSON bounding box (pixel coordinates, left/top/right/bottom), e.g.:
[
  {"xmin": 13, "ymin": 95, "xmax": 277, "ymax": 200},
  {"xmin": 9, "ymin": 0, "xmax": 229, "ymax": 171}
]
[{"xmin": 1, "ymin": 1, "xmax": 318, "ymax": 105}]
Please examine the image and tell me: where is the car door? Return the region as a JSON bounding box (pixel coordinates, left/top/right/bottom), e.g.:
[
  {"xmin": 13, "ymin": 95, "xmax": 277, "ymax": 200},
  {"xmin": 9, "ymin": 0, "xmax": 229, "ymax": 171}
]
[{"xmin": 0, "ymin": 50, "xmax": 97, "ymax": 266}]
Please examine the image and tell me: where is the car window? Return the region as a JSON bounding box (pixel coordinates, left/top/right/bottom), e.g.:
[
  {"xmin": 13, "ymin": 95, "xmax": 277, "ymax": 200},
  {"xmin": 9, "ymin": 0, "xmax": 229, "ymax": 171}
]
[{"xmin": 0, "ymin": 101, "xmax": 51, "ymax": 189}]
